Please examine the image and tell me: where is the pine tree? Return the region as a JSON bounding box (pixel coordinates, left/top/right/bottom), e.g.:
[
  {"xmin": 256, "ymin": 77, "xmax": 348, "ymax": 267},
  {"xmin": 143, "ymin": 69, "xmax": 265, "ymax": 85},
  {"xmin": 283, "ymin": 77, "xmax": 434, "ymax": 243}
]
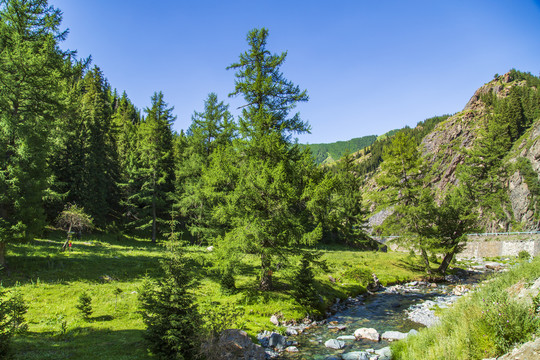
[
  {"xmin": 111, "ymin": 92, "xmax": 141, "ymax": 228},
  {"xmin": 131, "ymin": 92, "xmax": 175, "ymax": 243},
  {"xmin": 175, "ymin": 93, "xmax": 235, "ymax": 244},
  {"xmin": 214, "ymin": 28, "xmax": 313, "ymax": 291},
  {"xmin": 375, "ymin": 132, "xmax": 437, "ymax": 273},
  {"xmin": 0, "ymin": 0, "xmax": 68, "ymax": 266},
  {"xmin": 138, "ymin": 244, "xmax": 200, "ymax": 359},
  {"xmin": 332, "ymin": 153, "xmax": 368, "ymax": 244}
]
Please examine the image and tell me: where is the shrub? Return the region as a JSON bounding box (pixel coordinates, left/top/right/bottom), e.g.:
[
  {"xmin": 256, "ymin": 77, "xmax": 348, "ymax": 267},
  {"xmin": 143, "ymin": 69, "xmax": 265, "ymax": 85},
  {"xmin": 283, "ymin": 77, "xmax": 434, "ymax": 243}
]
[
  {"xmin": 518, "ymin": 250, "xmax": 531, "ymax": 261},
  {"xmin": 0, "ymin": 287, "xmax": 28, "ymax": 357},
  {"xmin": 138, "ymin": 244, "xmax": 200, "ymax": 359},
  {"xmin": 76, "ymin": 291, "xmax": 93, "ymax": 320},
  {"xmin": 292, "ymin": 252, "xmax": 322, "ymax": 309},
  {"xmin": 219, "ymin": 266, "xmax": 236, "ymax": 294},
  {"xmin": 341, "ymin": 265, "xmax": 372, "ymax": 285}
]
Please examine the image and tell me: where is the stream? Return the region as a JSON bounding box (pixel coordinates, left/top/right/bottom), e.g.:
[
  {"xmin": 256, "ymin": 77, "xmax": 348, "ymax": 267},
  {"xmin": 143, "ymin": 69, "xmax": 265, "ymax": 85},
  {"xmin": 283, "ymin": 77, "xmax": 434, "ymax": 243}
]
[{"xmin": 272, "ymin": 271, "xmax": 488, "ymax": 360}]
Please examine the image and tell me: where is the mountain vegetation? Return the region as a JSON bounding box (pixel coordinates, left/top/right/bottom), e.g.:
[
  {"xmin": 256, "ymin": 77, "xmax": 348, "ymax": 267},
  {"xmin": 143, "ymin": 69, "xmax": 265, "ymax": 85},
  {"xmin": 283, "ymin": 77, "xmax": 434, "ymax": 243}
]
[
  {"xmin": 304, "ymin": 135, "xmax": 378, "ymax": 164},
  {"xmin": 1, "ymin": 0, "xmax": 540, "ymax": 359}
]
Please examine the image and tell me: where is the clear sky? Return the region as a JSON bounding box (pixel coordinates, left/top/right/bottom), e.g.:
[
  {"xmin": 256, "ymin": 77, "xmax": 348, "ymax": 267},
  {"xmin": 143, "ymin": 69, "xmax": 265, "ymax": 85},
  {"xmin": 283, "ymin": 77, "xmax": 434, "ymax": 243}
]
[{"xmin": 49, "ymin": 0, "xmax": 540, "ymax": 144}]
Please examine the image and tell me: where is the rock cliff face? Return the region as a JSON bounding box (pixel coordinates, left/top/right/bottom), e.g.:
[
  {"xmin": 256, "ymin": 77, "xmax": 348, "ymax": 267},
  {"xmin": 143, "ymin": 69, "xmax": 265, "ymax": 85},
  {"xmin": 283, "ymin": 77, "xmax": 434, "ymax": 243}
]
[
  {"xmin": 418, "ymin": 73, "xmax": 540, "ymax": 230},
  {"xmin": 367, "ymin": 71, "xmax": 540, "ymax": 231}
]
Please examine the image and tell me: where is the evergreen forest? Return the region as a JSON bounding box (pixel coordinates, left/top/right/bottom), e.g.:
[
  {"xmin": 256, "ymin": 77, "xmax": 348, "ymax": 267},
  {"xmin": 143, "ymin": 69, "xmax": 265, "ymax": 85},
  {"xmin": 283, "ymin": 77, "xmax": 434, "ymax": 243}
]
[{"xmin": 1, "ymin": 1, "xmax": 540, "ymax": 359}]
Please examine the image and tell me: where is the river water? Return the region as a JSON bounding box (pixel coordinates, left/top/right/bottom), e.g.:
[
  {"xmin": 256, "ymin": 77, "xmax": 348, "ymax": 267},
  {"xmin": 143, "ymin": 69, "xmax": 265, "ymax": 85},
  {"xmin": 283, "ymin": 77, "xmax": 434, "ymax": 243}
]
[{"xmin": 278, "ymin": 277, "xmax": 484, "ymax": 360}]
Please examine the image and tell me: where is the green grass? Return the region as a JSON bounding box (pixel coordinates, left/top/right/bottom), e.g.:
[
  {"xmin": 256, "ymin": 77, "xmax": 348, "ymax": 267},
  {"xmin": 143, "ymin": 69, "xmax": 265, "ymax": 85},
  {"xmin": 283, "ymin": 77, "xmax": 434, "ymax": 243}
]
[
  {"xmin": 391, "ymin": 257, "xmax": 540, "ymax": 360},
  {"xmin": 2, "ymin": 233, "xmax": 425, "ymax": 359}
]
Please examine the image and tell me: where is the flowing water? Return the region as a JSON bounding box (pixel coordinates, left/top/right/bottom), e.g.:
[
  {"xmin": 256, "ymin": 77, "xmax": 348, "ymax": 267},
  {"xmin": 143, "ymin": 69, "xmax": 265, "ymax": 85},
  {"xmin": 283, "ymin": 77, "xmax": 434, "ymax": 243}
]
[{"xmin": 278, "ymin": 275, "xmax": 486, "ymax": 360}]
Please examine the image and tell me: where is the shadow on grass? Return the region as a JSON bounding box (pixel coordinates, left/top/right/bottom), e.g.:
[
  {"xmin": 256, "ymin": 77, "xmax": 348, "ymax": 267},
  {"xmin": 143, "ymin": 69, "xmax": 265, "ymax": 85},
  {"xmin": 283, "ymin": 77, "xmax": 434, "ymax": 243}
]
[
  {"xmin": 2, "ymin": 234, "xmax": 172, "ymax": 286},
  {"xmin": 12, "ymin": 328, "xmax": 147, "ymax": 360},
  {"xmin": 90, "ymin": 315, "xmax": 114, "ymax": 322}
]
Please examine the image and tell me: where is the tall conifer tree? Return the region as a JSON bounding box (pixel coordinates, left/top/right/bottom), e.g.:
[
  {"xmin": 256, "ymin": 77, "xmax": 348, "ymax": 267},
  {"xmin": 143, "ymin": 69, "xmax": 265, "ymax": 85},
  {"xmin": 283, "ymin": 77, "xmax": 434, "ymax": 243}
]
[
  {"xmin": 175, "ymin": 93, "xmax": 235, "ymax": 244},
  {"xmin": 132, "ymin": 92, "xmax": 175, "ymax": 243},
  {"xmin": 215, "ymin": 28, "xmax": 313, "ymax": 290},
  {"xmin": 0, "ymin": 0, "xmax": 68, "ymax": 265}
]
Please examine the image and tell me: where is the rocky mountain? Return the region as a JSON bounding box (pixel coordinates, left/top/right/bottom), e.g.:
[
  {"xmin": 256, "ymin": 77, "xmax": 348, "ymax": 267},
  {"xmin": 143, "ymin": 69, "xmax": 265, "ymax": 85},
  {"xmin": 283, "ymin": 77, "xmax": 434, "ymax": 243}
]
[{"xmin": 365, "ymin": 70, "xmax": 540, "ymax": 232}]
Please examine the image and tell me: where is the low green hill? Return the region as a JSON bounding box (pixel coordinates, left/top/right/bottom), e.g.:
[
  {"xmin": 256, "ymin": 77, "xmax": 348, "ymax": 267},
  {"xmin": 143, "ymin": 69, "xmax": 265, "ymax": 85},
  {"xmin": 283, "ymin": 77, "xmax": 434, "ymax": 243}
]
[{"xmin": 305, "ymin": 135, "xmax": 378, "ymax": 164}]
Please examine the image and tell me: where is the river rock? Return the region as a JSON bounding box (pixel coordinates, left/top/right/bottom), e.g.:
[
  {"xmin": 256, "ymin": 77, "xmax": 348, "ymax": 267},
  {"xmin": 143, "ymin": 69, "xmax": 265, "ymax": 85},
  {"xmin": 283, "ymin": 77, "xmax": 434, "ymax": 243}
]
[
  {"xmin": 206, "ymin": 245, "xmax": 214, "ymax": 251},
  {"xmin": 485, "ymin": 261, "xmax": 503, "ymax": 271},
  {"xmin": 408, "ymin": 329, "xmax": 419, "ymax": 336},
  {"xmin": 381, "ymin": 330, "xmax": 408, "ymax": 341},
  {"xmin": 324, "ymin": 339, "xmax": 346, "ymax": 349},
  {"xmin": 206, "ymin": 329, "xmax": 266, "ymax": 360},
  {"xmin": 328, "ymin": 324, "xmax": 347, "ymax": 331},
  {"xmin": 354, "ymin": 327, "xmax": 380, "ymax": 341},
  {"xmin": 285, "ymin": 346, "xmax": 299, "ymax": 352},
  {"xmin": 286, "ymin": 328, "xmax": 298, "ymax": 336},
  {"xmin": 342, "ymin": 351, "xmax": 370, "ymax": 360},
  {"xmin": 268, "ymin": 332, "xmax": 287, "ymax": 349},
  {"xmin": 375, "ymin": 346, "xmax": 392, "ymax": 360},
  {"xmin": 337, "ymin": 335, "xmax": 357, "ymax": 340},
  {"xmin": 270, "ymin": 315, "xmax": 279, "ymax": 326}
]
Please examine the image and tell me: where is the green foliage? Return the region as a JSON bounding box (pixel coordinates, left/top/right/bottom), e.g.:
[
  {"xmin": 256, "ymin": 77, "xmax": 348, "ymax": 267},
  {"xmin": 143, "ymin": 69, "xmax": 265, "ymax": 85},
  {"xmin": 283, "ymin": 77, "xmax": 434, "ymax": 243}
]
[
  {"xmin": 518, "ymin": 250, "xmax": 531, "ymax": 261},
  {"xmin": 76, "ymin": 291, "xmax": 93, "ymax": 320},
  {"xmin": 174, "ymin": 93, "xmax": 236, "ymax": 245},
  {"xmin": 129, "ymin": 92, "xmax": 176, "ymax": 242},
  {"xmin": 356, "ymin": 115, "xmax": 450, "ymax": 176},
  {"xmin": 138, "ymin": 244, "xmax": 200, "ymax": 359},
  {"xmin": 479, "ymin": 290, "xmax": 538, "ymax": 353},
  {"xmin": 214, "ymin": 28, "xmax": 313, "ymax": 291},
  {"xmin": 305, "ymin": 135, "xmax": 377, "ymax": 164},
  {"xmin": 292, "ymin": 252, "xmax": 322, "ymax": 309},
  {"xmin": 200, "ymin": 302, "xmax": 244, "ymax": 338},
  {"xmin": 219, "ymin": 266, "xmax": 236, "ymax": 294},
  {"xmin": 515, "ymin": 157, "xmax": 540, "ymax": 222},
  {"xmin": 340, "ymin": 265, "xmax": 372, "ymax": 285},
  {"xmin": 391, "ymin": 256, "xmax": 540, "ymax": 360},
  {"xmin": 56, "ymin": 203, "xmax": 94, "ymax": 233},
  {"xmin": 0, "ymin": 0, "xmax": 68, "ymax": 265},
  {"xmin": 0, "ymin": 286, "xmax": 28, "ymax": 357}
]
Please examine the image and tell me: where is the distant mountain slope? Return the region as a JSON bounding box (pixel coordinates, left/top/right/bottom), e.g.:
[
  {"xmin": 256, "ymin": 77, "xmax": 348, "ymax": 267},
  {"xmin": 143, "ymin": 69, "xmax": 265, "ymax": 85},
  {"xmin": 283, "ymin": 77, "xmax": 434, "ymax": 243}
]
[
  {"xmin": 304, "ymin": 135, "xmax": 377, "ymax": 164},
  {"xmin": 329, "ymin": 115, "xmax": 450, "ymax": 174},
  {"xmin": 366, "ymin": 69, "xmax": 540, "ymax": 232}
]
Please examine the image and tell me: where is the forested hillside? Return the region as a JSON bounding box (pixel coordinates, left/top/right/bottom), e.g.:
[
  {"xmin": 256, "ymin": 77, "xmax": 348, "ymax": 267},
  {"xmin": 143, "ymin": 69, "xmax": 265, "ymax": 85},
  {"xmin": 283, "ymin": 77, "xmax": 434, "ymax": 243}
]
[
  {"xmin": 304, "ymin": 135, "xmax": 377, "ymax": 164},
  {"xmin": 0, "ymin": 1, "xmax": 370, "ymax": 269},
  {"xmin": 367, "ymin": 70, "xmax": 540, "ymax": 237}
]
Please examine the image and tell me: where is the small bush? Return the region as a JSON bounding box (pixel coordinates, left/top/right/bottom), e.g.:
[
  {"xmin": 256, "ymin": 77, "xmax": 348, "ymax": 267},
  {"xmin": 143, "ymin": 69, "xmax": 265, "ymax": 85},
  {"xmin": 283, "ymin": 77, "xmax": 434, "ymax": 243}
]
[
  {"xmin": 138, "ymin": 244, "xmax": 201, "ymax": 359},
  {"xmin": 219, "ymin": 267, "xmax": 236, "ymax": 294},
  {"xmin": 200, "ymin": 302, "xmax": 244, "ymax": 339},
  {"xmin": 0, "ymin": 287, "xmax": 28, "ymax": 357},
  {"xmin": 518, "ymin": 250, "xmax": 531, "ymax": 261},
  {"xmin": 292, "ymin": 253, "xmax": 321, "ymax": 309},
  {"xmin": 341, "ymin": 265, "xmax": 372, "ymax": 285},
  {"xmin": 76, "ymin": 292, "xmax": 93, "ymax": 320}
]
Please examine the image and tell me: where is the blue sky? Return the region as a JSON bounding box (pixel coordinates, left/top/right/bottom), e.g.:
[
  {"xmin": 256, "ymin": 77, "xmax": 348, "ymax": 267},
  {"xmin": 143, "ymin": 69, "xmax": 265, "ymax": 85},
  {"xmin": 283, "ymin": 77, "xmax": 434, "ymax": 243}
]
[{"xmin": 49, "ymin": 0, "xmax": 540, "ymax": 144}]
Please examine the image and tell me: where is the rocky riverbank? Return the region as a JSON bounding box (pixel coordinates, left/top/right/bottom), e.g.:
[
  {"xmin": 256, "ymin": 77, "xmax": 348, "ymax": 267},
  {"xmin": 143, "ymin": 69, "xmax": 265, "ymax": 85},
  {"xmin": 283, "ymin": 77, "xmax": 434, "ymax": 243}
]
[{"xmin": 212, "ymin": 258, "xmax": 516, "ymax": 360}]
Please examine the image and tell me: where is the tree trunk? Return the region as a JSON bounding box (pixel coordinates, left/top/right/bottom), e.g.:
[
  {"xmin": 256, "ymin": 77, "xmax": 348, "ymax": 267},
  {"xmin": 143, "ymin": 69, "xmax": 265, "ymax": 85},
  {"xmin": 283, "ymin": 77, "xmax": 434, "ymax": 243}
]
[
  {"xmin": 260, "ymin": 253, "xmax": 273, "ymax": 291},
  {"xmin": 61, "ymin": 223, "xmax": 72, "ymax": 251},
  {"xmin": 438, "ymin": 246, "xmax": 458, "ymax": 274},
  {"xmin": 420, "ymin": 248, "xmax": 432, "ymax": 275},
  {"xmin": 0, "ymin": 242, "xmax": 5, "ymax": 268},
  {"xmin": 152, "ymin": 172, "xmax": 157, "ymax": 244}
]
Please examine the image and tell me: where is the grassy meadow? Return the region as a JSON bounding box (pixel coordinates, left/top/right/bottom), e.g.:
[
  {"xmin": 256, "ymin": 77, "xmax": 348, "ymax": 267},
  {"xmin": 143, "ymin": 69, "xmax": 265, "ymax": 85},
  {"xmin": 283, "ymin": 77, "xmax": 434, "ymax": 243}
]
[{"xmin": 1, "ymin": 232, "xmax": 425, "ymax": 359}]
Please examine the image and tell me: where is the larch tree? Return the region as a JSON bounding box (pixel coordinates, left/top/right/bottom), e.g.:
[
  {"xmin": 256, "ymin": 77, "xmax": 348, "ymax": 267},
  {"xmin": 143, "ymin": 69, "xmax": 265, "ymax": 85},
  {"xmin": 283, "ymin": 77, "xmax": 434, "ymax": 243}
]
[
  {"xmin": 132, "ymin": 92, "xmax": 175, "ymax": 243},
  {"xmin": 0, "ymin": 0, "xmax": 68, "ymax": 266},
  {"xmin": 214, "ymin": 28, "xmax": 314, "ymax": 291},
  {"xmin": 375, "ymin": 132, "xmax": 437, "ymax": 273},
  {"xmin": 175, "ymin": 93, "xmax": 235, "ymax": 244}
]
